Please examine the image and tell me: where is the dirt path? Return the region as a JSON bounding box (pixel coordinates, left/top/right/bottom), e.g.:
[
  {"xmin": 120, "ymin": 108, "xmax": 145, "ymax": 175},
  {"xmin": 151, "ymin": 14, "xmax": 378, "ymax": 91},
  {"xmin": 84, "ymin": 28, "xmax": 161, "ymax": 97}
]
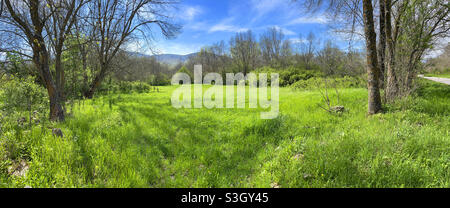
[{"xmin": 418, "ymin": 75, "xmax": 450, "ymax": 85}]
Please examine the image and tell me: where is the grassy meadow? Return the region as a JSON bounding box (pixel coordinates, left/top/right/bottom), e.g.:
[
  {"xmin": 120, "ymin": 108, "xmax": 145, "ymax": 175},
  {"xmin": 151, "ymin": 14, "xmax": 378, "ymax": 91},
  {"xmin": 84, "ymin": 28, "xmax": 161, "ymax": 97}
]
[{"xmin": 1, "ymin": 80, "xmax": 449, "ymax": 188}]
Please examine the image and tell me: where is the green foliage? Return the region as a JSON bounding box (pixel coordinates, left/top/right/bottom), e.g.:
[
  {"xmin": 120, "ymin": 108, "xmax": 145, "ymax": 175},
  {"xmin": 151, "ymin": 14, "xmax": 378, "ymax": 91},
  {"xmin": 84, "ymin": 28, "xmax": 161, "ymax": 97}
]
[
  {"xmin": 3, "ymin": 53, "xmax": 31, "ymax": 79},
  {"xmin": 148, "ymin": 73, "xmax": 171, "ymax": 86},
  {"xmin": 130, "ymin": 82, "xmax": 152, "ymax": 93},
  {"xmin": 176, "ymin": 66, "xmax": 193, "ymax": 79},
  {"xmin": 98, "ymin": 80, "xmax": 152, "ymax": 94},
  {"xmin": 0, "ymin": 76, "xmax": 48, "ymax": 116},
  {"xmin": 62, "ymin": 34, "xmax": 89, "ymax": 100},
  {"xmin": 254, "ymin": 66, "xmax": 324, "ymax": 87},
  {"xmin": 291, "ymin": 76, "xmax": 367, "ymax": 90}
]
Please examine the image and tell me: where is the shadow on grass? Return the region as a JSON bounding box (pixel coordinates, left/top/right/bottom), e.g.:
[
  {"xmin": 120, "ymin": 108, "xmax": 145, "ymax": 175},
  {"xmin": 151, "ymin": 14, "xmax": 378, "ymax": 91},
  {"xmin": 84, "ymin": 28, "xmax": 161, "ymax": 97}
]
[{"xmin": 112, "ymin": 98, "xmax": 290, "ymax": 187}]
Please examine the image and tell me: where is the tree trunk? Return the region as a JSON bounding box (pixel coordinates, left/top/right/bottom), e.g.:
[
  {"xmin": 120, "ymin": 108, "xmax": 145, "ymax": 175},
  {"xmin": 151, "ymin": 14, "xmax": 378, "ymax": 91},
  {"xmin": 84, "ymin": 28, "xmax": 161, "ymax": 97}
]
[
  {"xmin": 84, "ymin": 65, "xmax": 107, "ymax": 99},
  {"xmin": 55, "ymin": 51, "xmax": 66, "ymax": 103},
  {"xmin": 362, "ymin": 0, "xmax": 383, "ymax": 115},
  {"xmin": 5, "ymin": 0, "xmax": 65, "ymax": 121},
  {"xmin": 33, "ymin": 50, "xmax": 65, "ymax": 122},
  {"xmin": 49, "ymin": 87, "xmax": 65, "ymax": 122},
  {"xmin": 378, "ymin": 0, "xmax": 387, "ymax": 90},
  {"xmin": 405, "ymin": 50, "xmax": 424, "ymax": 92},
  {"xmin": 384, "ymin": 0, "xmax": 399, "ymax": 101}
]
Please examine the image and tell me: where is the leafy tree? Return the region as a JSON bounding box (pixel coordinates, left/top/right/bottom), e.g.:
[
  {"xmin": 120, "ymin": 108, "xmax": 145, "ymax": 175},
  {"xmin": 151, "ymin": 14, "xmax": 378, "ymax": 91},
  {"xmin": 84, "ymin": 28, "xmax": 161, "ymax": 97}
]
[{"xmin": 82, "ymin": 0, "xmax": 180, "ymax": 98}]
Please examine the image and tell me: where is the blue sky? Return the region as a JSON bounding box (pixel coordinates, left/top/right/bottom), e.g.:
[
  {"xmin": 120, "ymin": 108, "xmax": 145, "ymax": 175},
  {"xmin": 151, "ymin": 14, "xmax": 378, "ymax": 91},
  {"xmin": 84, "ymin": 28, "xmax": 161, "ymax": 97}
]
[{"xmin": 137, "ymin": 0, "xmax": 355, "ymax": 55}]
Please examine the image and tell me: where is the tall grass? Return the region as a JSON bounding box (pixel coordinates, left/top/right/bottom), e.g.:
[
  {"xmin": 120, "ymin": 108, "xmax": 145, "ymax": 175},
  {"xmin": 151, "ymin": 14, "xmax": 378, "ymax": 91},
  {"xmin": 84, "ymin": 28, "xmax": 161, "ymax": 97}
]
[{"xmin": 1, "ymin": 80, "xmax": 448, "ymax": 188}]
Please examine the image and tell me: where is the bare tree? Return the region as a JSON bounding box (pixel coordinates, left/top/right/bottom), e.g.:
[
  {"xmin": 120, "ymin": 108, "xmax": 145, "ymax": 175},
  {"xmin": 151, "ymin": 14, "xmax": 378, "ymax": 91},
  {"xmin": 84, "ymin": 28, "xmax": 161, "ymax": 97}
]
[
  {"xmin": 317, "ymin": 40, "xmax": 345, "ymax": 76},
  {"xmin": 280, "ymin": 39, "xmax": 293, "ymax": 67},
  {"xmin": 230, "ymin": 30, "xmax": 260, "ymax": 76},
  {"xmin": 188, "ymin": 41, "xmax": 230, "ymax": 75},
  {"xmin": 83, "ymin": 0, "xmax": 180, "ymax": 98},
  {"xmin": 297, "ymin": 0, "xmax": 382, "ymax": 114},
  {"xmin": 304, "ymin": 32, "xmax": 318, "ymax": 69},
  {"xmin": 46, "ymin": 0, "xmax": 88, "ymax": 103},
  {"xmin": 1, "ymin": 0, "xmax": 67, "ymax": 121},
  {"xmin": 293, "ymin": 31, "xmax": 320, "ymax": 70},
  {"xmin": 260, "ymin": 27, "xmax": 284, "ymax": 67}
]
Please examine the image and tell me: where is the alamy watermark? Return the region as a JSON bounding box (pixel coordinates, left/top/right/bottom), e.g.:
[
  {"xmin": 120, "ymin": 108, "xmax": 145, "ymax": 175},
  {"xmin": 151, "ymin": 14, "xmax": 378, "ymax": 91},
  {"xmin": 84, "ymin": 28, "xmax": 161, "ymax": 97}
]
[{"xmin": 171, "ymin": 65, "xmax": 279, "ymax": 119}]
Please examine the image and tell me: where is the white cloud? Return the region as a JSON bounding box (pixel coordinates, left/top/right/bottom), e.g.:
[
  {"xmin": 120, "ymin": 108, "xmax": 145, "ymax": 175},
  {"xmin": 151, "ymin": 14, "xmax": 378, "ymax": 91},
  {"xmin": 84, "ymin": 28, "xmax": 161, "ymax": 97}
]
[
  {"xmin": 251, "ymin": 0, "xmax": 285, "ymax": 16},
  {"xmin": 183, "ymin": 6, "xmax": 203, "ymax": 21},
  {"xmin": 185, "ymin": 21, "xmax": 208, "ymax": 31},
  {"xmin": 208, "ymin": 18, "xmax": 248, "ymax": 33},
  {"xmin": 287, "ymin": 15, "xmax": 329, "ymax": 25},
  {"xmin": 247, "ymin": 0, "xmax": 301, "ymax": 24},
  {"xmin": 272, "ymin": 25, "xmax": 296, "ymax": 36},
  {"xmin": 209, "ymin": 25, "xmax": 249, "ymax": 33},
  {"xmin": 127, "ymin": 40, "xmax": 202, "ymax": 56},
  {"xmin": 209, "ymin": 24, "xmax": 248, "ymax": 33}
]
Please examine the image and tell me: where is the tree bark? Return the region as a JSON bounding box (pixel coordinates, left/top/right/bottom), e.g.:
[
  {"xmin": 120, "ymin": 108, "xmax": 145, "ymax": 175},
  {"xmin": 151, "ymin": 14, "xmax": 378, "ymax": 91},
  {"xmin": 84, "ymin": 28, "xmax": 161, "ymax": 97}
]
[
  {"xmin": 378, "ymin": 0, "xmax": 387, "ymax": 90},
  {"xmin": 55, "ymin": 50, "xmax": 66, "ymax": 102},
  {"xmin": 405, "ymin": 49, "xmax": 424, "ymax": 91},
  {"xmin": 32, "ymin": 47, "xmax": 65, "ymax": 122},
  {"xmin": 385, "ymin": 0, "xmax": 399, "ymax": 101},
  {"xmin": 362, "ymin": 0, "xmax": 383, "ymax": 115}
]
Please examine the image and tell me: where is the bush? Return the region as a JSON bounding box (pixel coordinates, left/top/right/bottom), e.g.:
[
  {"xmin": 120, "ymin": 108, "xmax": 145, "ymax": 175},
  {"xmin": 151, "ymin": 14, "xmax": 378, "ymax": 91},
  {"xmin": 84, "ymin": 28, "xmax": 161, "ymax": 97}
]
[
  {"xmin": 254, "ymin": 66, "xmax": 324, "ymax": 87},
  {"xmin": 0, "ymin": 76, "xmax": 48, "ymax": 126},
  {"xmin": 291, "ymin": 76, "xmax": 367, "ymax": 90},
  {"xmin": 148, "ymin": 73, "xmax": 171, "ymax": 86},
  {"xmin": 96, "ymin": 80, "xmax": 153, "ymax": 95},
  {"xmin": 131, "ymin": 82, "xmax": 151, "ymax": 93}
]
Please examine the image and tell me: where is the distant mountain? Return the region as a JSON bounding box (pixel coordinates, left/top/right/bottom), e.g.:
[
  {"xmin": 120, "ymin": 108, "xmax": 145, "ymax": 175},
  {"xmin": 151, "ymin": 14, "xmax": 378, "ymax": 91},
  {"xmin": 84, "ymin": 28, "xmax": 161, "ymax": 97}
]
[
  {"xmin": 128, "ymin": 52, "xmax": 198, "ymax": 66},
  {"xmin": 153, "ymin": 53, "xmax": 198, "ymax": 65}
]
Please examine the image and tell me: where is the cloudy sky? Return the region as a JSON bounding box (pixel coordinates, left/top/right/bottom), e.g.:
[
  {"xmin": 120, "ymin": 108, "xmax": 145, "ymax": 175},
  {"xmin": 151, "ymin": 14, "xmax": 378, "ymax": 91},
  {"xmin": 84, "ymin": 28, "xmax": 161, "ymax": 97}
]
[{"xmin": 138, "ymin": 0, "xmax": 355, "ymax": 55}]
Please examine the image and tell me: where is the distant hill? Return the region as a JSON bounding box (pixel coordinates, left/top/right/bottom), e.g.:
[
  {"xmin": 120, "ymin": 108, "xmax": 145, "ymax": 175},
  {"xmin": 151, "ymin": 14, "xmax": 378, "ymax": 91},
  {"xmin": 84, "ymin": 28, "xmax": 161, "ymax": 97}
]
[
  {"xmin": 153, "ymin": 53, "xmax": 198, "ymax": 65},
  {"xmin": 128, "ymin": 52, "xmax": 198, "ymax": 66}
]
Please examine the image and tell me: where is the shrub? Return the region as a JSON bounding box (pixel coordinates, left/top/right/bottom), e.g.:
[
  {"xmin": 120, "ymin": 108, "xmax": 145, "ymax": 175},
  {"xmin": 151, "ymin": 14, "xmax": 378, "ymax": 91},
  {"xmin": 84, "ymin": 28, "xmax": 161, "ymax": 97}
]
[
  {"xmin": 0, "ymin": 76, "xmax": 48, "ymax": 126},
  {"xmin": 291, "ymin": 76, "xmax": 367, "ymax": 90},
  {"xmin": 131, "ymin": 82, "xmax": 151, "ymax": 93},
  {"xmin": 148, "ymin": 73, "xmax": 171, "ymax": 86},
  {"xmin": 254, "ymin": 66, "xmax": 324, "ymax": 87}
]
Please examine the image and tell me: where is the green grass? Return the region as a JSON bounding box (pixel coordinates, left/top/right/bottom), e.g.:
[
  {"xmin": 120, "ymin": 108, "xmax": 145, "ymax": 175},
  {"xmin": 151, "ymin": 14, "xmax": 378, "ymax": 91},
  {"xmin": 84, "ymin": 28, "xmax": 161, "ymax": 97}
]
[{"xmin": 1, "ymin": 80, "xmax": 449, "ymax": 188}]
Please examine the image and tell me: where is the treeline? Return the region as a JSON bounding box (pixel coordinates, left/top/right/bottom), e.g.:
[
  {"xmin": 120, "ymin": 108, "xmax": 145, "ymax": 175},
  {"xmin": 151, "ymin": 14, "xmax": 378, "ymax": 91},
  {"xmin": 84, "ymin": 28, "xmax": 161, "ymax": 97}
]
[
  {"xmin": 0, "ymin": 0, "xmax": 448, "ymax": 121},
  {"xmin": 179, "ymin": 28, "xmax": 366, "ymax": 81},
  {"xmin": 119, "ymin": 27, "xmax": 367, "ymax": 88}
]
